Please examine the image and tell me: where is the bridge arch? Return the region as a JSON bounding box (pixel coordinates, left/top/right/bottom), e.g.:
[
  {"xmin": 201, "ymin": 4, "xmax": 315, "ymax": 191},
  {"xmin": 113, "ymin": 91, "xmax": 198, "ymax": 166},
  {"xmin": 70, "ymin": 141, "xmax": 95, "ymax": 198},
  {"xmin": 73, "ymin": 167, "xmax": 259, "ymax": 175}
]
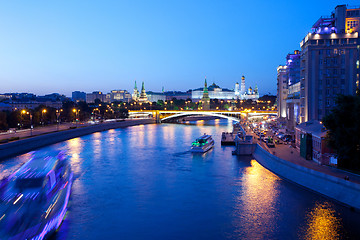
[{"xmin": 160, "ymin": 112, "xmax": 241, "ymax": 123}]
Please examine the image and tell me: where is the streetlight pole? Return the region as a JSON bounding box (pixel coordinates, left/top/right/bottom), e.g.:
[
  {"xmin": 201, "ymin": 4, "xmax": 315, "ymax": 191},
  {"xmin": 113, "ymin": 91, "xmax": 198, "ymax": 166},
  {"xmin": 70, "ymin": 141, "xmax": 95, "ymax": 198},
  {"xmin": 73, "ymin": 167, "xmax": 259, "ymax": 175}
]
[
  {"xmin": 42, "ymin": 109, "xmax": 47, "ymax": 126},
  {"xmin": 56, "ymin": 109, "xmax": 60, "ymax": 131},
  {"xmin": 29, "ymin": 113, "xmax": 33, "ymax": 136},
  {"xmin": 21, "ymin": 109, "xmax": 26, "ymax": 129},
  {"xmin": 73, "ymin": 108, "xmax": 80, "ymax": 127}
]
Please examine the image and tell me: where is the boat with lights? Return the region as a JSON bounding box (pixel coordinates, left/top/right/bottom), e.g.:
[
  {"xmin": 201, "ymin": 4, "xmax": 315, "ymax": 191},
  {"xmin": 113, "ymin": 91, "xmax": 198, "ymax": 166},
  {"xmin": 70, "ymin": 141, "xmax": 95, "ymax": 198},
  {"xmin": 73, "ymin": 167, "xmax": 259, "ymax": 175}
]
[
  {"xmin": 191, "ymin": 134, "xmax": 214, "ymax": 153},
  {"xmin": 0, "ymin": 151, "xmax": 73, "ymax": 240}
]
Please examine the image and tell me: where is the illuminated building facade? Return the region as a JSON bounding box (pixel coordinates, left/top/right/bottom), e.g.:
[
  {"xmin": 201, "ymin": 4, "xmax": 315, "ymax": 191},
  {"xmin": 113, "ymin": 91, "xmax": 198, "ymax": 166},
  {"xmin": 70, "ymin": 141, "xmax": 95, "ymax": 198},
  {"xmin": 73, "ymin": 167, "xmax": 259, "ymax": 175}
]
[
  {"xmin": 277, "ymin": 65, "xmax": 287, "ymax": 118},
  {"xmin": 146, "ymin": 91, "xmax": 166, "ymax": 102},
  {"xmin": 300, "ymin": 5, "xmax": 360, "ymax": 122},
  {"xmin": 86, "ymin": 91, "xmax": 105, "ymax": 103},
  {"xmin": 110, "ymin": 90, "xmax": 131, "ymax": 102},
  {"xmin": 192, "ymin": 76, "xmax": 259, "ymax": 101},
  {"xmin": 285, "ymin": 50, "xmax": 301, "ymax": 130},
  {"xmin": 241, "ymin": 75, "xmax": 246, "ymax": 94}
]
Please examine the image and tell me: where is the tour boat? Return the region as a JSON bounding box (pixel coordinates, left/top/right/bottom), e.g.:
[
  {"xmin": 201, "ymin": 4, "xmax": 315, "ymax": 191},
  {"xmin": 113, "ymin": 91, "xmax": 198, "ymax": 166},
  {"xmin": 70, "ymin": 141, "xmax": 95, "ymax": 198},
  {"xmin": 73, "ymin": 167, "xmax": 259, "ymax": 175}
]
[
  {"xmin": 191, "ymin": 134, "xmax": 215, "ymax": 153},
  {"xmin": 0, "ymin": 151, "xmax": 73, "ymax": 240}
]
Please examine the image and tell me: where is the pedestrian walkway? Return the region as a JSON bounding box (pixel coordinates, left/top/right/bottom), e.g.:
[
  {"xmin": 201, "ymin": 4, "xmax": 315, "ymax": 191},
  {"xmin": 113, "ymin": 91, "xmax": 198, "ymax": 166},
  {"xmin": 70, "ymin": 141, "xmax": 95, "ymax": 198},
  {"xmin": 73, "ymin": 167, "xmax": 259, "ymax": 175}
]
[
  {"xmin": 0, "ymin": 123, "xmax": 82, "ymax": 141},
  {"xmin": 245, "ymin": 125, "xmax": 360, "ymax": 185}
]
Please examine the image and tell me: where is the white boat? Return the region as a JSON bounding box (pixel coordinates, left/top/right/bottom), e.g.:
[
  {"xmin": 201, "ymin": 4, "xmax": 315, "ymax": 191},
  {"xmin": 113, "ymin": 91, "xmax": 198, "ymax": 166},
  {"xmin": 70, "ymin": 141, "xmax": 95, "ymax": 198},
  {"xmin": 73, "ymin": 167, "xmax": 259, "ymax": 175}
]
[
  {"xmin": 0, "ymin": 151, "xmax": 73, "ymax": 240},
  {"xmin": 191, "ymin": 134, "xmax": 214, "ymax": 153}
]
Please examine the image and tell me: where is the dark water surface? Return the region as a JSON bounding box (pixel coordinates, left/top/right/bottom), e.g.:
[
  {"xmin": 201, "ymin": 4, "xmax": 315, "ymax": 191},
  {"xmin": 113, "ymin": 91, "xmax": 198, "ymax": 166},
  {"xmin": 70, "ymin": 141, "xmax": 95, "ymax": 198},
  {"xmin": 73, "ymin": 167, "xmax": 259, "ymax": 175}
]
[{"xmin": 2, "ymin": 120, "xmax": 360, "ymax": 239}]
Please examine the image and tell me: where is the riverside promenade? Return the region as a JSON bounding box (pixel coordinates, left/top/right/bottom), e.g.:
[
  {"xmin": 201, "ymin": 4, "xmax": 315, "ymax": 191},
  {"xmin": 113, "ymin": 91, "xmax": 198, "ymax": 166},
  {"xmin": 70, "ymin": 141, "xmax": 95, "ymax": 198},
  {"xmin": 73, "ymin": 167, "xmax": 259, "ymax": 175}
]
[
  {"xmin": 244, "ymin": 126, "xmax": 360, "ymax": 210},
  {"xmin": 0, "ymin": 118, "xmax": 155, "ymax": 161}
]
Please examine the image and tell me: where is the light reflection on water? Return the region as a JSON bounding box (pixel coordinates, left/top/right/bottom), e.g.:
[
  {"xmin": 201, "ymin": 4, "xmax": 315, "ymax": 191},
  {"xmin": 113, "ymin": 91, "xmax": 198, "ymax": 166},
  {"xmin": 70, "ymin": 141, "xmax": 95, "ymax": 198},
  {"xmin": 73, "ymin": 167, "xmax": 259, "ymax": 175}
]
[
  {"xmin": 303, "ymin": 202, "xmax": 342, "ymax": 240},
  {"xmin": 1, "ymin": 120, "xmax": 360, "ymax": 239},
  {"xmin": 232, "ymin": 160, "xmax": 281, "ymax": 239}
]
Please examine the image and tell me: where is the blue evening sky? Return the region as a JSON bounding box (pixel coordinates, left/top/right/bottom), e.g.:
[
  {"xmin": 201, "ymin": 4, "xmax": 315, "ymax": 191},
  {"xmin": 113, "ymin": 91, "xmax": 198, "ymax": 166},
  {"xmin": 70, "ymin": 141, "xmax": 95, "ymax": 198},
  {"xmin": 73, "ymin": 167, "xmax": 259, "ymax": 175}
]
[{"xmin": 0, "ymin": 1, "xmax": 358, "ymax": 97}]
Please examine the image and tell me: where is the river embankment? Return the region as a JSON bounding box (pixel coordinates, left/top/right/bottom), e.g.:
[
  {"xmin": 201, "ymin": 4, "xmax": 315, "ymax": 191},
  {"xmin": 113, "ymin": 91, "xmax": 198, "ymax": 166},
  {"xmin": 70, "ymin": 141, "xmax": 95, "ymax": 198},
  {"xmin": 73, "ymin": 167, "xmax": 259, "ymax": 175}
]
[
  {"xmin": 253, "ymin": 144, "xmax": 360, "ymax": 211},
  {"xmin": 0, "ymin": 119, "xmax": 155, "ymax": 161}
]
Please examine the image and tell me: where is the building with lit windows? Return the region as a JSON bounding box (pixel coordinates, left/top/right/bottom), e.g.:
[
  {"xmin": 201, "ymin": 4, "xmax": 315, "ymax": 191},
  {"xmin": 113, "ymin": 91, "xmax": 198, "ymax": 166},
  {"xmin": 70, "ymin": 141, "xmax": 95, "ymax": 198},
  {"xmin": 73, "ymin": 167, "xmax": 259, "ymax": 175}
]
[
  {"xmin": 285, "ymin": 50, "xmax": 301, "ymax": 130},
  {"xmin": 277, "ymin": 65, "xmax": 287, "ymax": 118},
  {"xmin": 300, "ymin": 4, "xmax": 360, "ymax": 122},
  {"xmin": 109, "ymin": 90, "xmax": 131, "ymax": 102},
  {"xmin": 86, "ymin": 91, "xmax": 105, "ymax": 103},
  {"xmin": 192, "ymin": 76, "xmax": 259, "ymax": 101}
]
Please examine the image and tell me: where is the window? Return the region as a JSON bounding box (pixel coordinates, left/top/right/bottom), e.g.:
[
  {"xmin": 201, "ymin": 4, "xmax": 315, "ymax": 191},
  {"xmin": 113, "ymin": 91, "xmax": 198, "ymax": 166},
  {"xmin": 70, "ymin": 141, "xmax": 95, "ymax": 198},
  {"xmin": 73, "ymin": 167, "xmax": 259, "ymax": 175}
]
[{"xmin": 326, "ymin": 99, "xmax": 330, "ymax": 106}]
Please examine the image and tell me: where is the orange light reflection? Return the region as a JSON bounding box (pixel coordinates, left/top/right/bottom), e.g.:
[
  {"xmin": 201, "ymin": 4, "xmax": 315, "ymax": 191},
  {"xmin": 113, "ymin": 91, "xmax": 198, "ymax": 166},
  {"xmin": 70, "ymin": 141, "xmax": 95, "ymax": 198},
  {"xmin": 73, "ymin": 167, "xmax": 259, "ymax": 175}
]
[
  {"xmin": 233, "ymin": 159, "xmax": 280, "ymax": 239},
  {"xmin": 303, "ymin": 202, "xmax": 342, "ymax": 240}
]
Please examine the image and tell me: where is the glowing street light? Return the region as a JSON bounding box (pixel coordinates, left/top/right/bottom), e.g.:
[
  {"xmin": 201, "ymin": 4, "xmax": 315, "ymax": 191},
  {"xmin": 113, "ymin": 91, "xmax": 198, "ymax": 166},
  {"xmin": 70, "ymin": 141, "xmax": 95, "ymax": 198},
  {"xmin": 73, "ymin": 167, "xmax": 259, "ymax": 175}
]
[
  {"xmin": 73, "ymin": 108, "xmax": 80, "ymax": 127},
  {"xmin": 41, "ymin": 109, "xmax": 47, "ymax": 126}
]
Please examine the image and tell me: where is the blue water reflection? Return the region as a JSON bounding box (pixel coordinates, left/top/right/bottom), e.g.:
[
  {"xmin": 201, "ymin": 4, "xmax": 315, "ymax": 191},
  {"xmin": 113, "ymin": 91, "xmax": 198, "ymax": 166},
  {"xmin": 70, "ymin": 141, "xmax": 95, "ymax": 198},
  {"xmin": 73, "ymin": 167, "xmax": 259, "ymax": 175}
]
[{"xmin": 2, "ymin": 120, "xmax": 360, "ymax": 239}]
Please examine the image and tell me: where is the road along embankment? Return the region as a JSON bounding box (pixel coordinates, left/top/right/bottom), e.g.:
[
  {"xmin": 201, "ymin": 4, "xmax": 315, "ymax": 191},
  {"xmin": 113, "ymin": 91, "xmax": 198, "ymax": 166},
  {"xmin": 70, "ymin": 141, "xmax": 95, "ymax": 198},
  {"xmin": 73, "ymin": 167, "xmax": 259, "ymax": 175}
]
[
  {"xmin": 0, "ymin": 119, "xmax": 155, "ymax": 161},
  {"xmin": 253, "ymin": 144, "xmax": 360, "ymax": 211}
]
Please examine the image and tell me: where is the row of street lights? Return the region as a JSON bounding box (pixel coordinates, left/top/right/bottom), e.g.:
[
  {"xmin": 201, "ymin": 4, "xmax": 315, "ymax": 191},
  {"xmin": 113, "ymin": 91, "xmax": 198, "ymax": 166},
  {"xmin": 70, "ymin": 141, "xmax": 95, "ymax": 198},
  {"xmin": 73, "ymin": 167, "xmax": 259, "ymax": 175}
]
[{"xmin": 19, "ymin": 108, "xmax": 80, "ymax": 132}]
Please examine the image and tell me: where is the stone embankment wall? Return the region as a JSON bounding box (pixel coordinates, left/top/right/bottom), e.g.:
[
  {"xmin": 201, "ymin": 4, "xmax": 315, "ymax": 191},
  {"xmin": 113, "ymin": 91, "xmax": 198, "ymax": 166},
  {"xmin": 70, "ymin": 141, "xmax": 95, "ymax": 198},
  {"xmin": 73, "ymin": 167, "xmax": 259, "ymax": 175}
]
[
  {"xmin": 253, "ymin": 144, "xmax": 360, "ymax": 211},
  {"xmin": 232, "ymin": 143, "xmax": 256, "ymax": 155},
  {"xmin": 0, "ymin": 119, "xmax": 155, "ymax": 161}
]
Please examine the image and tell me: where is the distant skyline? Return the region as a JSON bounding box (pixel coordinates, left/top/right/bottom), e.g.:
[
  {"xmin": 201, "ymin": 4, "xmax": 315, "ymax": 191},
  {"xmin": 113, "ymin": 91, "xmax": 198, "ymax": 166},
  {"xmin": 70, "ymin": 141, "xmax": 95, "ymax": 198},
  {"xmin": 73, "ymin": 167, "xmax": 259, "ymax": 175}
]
[{"xmin": 1, "ymin": 1, "xmax": 359, "ymax": 97}]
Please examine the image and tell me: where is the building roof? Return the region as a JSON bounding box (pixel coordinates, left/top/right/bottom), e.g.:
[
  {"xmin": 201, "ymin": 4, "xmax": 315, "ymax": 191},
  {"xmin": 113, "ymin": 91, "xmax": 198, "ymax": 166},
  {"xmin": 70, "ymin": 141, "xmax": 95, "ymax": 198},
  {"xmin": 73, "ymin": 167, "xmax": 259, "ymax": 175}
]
[
  {"xmin": 193, "ymin": 83, "xmax": 233, "ymax": 92},
  {"xmin": 296, "ymin": 120, "xmax": 327, "ymax": 138}
]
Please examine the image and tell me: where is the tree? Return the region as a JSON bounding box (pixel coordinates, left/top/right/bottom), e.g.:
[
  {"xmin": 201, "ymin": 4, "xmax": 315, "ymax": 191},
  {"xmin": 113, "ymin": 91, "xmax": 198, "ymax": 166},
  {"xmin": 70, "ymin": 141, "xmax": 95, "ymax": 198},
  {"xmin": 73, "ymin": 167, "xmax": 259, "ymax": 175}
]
[
  {"xmin": 0, "ymin": 112, "xmax": 8, "ymax": 130},
  {"xmin": 118, "ymin": 109, "xmax": 129, "ymax": 119},
  {"xmin": 323, "ymin": 94, "xmax": 360, "ymax": 171}
]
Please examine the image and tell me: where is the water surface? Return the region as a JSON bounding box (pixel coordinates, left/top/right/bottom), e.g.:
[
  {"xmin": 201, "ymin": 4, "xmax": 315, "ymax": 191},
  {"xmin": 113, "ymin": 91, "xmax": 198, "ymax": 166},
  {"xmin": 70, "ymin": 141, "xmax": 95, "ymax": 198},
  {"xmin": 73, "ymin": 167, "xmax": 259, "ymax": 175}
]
[{"xmin": 3, "ymin": 120, "xmax": 360, "ymax": 239}]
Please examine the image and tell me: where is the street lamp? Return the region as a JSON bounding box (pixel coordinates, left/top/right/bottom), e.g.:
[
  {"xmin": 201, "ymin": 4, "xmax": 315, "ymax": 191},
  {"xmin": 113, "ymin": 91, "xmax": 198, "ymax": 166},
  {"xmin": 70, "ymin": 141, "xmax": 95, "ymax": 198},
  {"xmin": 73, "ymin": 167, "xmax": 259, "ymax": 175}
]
[
  {"xmin": 21, "ymin": 109, "xmax": 26, "ymax": 128},
  {"xmin": 42, "ymin": 109, "xmax": 47, "ymax": 126},
  {"xmin": 56, "ymin": 109, "xmax": 61, "ymax": 131},
  {"xmin": 28, "ymin": 112, "xmax": 33, "ymax": 136},
  {"xmin": 73, "ymin": 108, "xmax": 80, "ymax": 127}
]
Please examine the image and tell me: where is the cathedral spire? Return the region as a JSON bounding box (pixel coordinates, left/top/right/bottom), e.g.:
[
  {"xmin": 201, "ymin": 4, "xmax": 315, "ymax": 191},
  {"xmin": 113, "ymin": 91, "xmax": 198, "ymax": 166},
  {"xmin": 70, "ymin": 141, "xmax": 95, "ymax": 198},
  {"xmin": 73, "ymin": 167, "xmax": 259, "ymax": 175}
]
[
  {"xmin": 204, "ymin": 77, "xmax": 208, "ymax": 93},
  {"xmin": 132, "ymin": 80, "xmax": 140, "ymax": 101},
  {"xmin": 138, "ymin": 81, "xmax": 148, "ymax": 102},
  {"xmin": 201, "ymin": 77, "xmax": 210, "ymax": 110}
]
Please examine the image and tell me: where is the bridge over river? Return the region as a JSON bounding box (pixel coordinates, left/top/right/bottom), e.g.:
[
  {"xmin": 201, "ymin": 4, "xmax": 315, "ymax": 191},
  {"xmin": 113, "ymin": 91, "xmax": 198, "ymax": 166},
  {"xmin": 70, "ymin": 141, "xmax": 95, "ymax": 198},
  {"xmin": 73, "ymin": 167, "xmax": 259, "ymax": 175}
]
[{"xmin": 129, "ymin": 110, "xmax": 277, "ymax": 123}]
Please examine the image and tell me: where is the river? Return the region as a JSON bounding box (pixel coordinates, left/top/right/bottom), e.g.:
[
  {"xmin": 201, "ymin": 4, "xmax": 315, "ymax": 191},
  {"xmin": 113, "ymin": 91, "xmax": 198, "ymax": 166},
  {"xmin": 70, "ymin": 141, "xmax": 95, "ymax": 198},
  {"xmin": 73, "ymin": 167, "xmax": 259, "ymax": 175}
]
[{"xmin": 2, "ymin": 120, "xmax": 360, "ymax": 239}]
